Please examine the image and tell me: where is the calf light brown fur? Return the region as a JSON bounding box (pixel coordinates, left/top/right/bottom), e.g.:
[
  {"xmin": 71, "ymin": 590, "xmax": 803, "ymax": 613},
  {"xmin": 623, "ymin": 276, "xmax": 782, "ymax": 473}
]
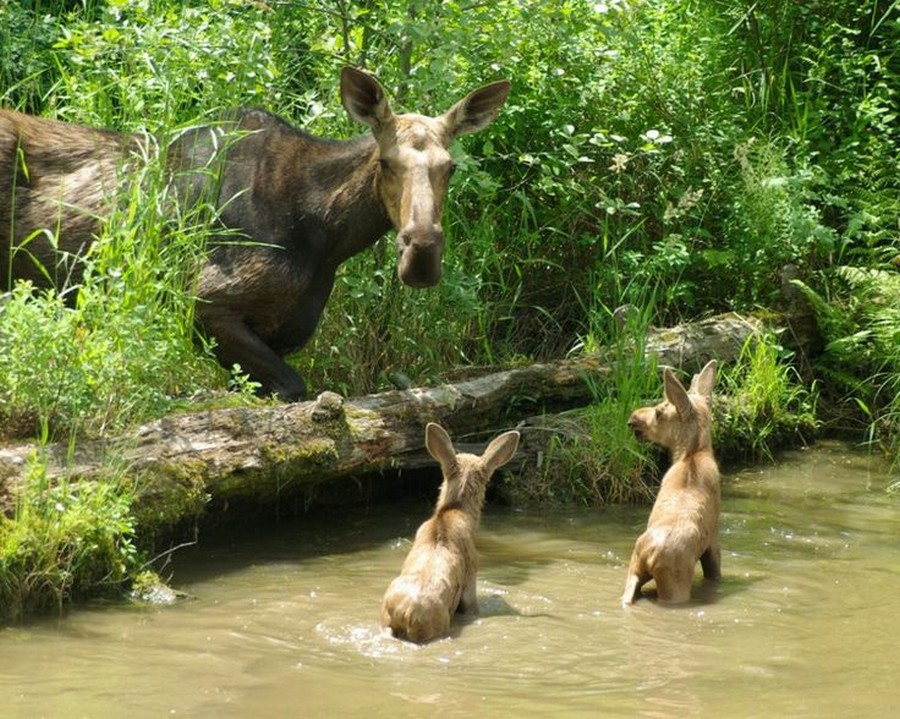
[
  {"xmin": 622, "ymin": 360, "xmax": 721, "ymax": 606},
  {"xmin": 380, "ymin": 422, "xmax": 519, "ymax": 643}
]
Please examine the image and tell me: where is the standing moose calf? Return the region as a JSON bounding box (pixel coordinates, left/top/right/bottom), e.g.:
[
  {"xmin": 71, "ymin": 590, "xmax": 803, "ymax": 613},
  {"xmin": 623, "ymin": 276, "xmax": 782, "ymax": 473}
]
[
  {"xmin": 380, "ymin": 422, "xmax": 519, "ymax": 643},
  {"xmin": 0, "ymin": 68, "xmax": 510, "ymax": 400},
  {"xmin": 622, "ymin": 360, "xmax": 721, "ymax": 606}
]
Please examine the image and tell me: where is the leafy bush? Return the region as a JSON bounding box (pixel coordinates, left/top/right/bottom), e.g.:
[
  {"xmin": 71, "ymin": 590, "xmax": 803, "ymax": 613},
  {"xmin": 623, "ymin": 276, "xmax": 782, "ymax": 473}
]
[
  {"xmin": 0, "ymin": 146, "xmax": 225, "ymax": 440},
  {"xmin": 715, "ymin": 333, "xmax": 820, "ymax": 461},
  {"xmin": 0, "ymin": 2, "xmax": 894, "ymax": 449},
  {"xmin": 0, "ymin": 454, "xmax": 140, "ymax": 621},
  {"xmin": 794, "ymin": 266, "xmax": 900, "ymax": 460}
]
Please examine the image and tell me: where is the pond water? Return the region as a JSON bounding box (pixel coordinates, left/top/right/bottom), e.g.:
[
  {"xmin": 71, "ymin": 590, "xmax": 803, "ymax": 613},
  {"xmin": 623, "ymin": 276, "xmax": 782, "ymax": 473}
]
[{"xmin": 1, "ymin": 441, "xmax": 898, "ymax": 718}]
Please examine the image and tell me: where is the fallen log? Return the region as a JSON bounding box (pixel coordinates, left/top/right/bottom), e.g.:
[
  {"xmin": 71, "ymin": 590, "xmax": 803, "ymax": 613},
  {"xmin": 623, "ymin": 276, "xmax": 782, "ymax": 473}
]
[{"xmin": 0, "ymin": 312, "xmax": 786, "ymax": 527}]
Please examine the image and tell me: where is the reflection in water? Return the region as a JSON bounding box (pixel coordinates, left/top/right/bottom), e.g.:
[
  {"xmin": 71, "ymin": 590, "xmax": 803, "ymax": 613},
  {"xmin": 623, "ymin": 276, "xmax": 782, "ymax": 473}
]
[{"xmin": 1, "ymin": 442, "xmax": 898, "ymax": 718}]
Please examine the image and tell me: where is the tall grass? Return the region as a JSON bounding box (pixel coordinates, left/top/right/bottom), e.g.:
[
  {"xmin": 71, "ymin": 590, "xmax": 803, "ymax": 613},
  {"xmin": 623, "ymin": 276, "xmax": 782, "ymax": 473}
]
[
  {"xmin": 0, "ymin": 445, "xmax": 140, "ymax": 622},
  {"xmin": 715, "ymin": 333, "xmax": 820, "ymax": 462},
  {"xmin": 507, "ymin": 324, "xmax": 820, "ymax": 506},
  {"xmin": 0, "ymin": 140, "xmax": 226, "ymax": 441},
  {"xmin": 0, "ymin": 2, "xmax": 283, "ymax": 617},
  {"xmin": 0, "ymin": 0, "xmax": 895, "ymax": 617},
  {"xmin": 504, "ymin": 297, "xmax": 662, "ymax": 506},
  {"xmin": 793, "ymin": 266, "xmax": 900, "ymax": 463}
]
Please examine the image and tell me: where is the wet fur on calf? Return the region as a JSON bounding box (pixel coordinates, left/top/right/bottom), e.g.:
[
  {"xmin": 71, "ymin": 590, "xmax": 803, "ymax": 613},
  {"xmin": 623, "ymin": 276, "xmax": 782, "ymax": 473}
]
[
  {"xmin": 622, "ymin": 360, "xmax": 721, "ymax": 606},
  {"xmin": 380, "ymin": 422, "xmax": 519, "ymax": 643}
]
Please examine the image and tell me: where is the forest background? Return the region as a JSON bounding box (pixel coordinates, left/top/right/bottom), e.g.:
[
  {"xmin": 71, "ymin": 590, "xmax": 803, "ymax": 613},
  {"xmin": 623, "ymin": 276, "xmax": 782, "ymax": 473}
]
[{"xmin": 0, "ymin": 0, "xmax": 897, "ymax": 616}]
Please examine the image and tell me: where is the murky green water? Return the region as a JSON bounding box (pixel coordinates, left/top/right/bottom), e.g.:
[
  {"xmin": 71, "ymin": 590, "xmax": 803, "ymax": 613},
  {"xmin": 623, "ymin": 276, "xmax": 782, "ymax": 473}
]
[{"xmin": 2, "ymin": 441, "xmax": 898, "ymax": 718}]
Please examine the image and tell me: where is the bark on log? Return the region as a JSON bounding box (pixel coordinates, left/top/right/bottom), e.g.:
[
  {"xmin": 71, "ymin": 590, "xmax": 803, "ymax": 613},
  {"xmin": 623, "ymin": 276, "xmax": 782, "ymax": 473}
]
[{"xmin": 0, "ymin": 312, "xmax": 787, "ymax": 526}]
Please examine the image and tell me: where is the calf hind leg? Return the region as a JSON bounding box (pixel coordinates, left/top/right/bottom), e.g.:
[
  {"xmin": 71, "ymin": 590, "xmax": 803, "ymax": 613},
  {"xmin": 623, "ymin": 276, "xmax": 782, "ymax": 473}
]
[
  {"xmin": 621, "ymin": 572, "xmax": 643, "ymax": 606},
  {"xmin": 653, "ymin": 565, "xmax": 693, "ymax": 605},
  {"xmin": 457, "ymin": 576, "xmax": 478, "ymax": 614},
  {"xmin": 700, "ymin": 540, "xmax": 722, "ymax": 581}
]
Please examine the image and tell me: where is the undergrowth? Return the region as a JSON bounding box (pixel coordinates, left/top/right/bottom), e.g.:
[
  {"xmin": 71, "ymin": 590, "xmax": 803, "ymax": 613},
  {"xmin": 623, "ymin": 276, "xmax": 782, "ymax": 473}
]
[
  {"xmin": 505, "ymin": 329, "xmax": 820, "ymax": 506},
  {"xmin": 0, "ymin": 0, "xmax": 894, "ymax": 620},
  {"xmin": 0, "ymin": 447, "xmax": 141, "ymax": 622}
]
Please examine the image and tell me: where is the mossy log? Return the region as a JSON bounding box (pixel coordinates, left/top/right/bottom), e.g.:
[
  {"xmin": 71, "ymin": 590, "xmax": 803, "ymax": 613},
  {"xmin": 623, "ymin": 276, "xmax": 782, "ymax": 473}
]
[{"xmin": 0, "ymin": 312, "xmax": 797, "ymax": 528}]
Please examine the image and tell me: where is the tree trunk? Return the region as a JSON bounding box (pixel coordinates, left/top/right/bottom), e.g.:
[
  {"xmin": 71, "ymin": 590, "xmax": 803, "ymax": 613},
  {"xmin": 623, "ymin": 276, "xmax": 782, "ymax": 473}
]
[{"xmin": 0, "ymin": 313, "xmax": 795, "ymax": 527}]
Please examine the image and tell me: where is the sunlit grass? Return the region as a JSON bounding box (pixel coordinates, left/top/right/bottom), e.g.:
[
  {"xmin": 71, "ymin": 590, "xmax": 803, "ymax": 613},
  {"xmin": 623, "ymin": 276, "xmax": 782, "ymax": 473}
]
[
  {"xmin": 715, "ymin": 333, "xmax": 820, "ymax": 462},
  {"xmin": 0, "ymin": 140, "xmax": 228, "ymax": 442},
  {"xmin": 0, "ymin": 442, "xmax": 141, "ymax": 622}
]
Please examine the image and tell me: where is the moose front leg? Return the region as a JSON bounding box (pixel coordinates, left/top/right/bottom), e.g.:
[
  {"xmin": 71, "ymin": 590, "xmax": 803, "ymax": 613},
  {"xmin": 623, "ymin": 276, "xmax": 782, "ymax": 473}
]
[{"xmin": 200, "ymin": 309, "xmax": 307, "ymax": 401}]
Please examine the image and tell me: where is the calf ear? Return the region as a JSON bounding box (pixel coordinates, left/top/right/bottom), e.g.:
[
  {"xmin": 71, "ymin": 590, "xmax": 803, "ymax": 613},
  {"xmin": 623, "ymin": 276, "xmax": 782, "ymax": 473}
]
[
  {"xmin": 442, "ymin": 80, "xmax": 511, "ymax": 139},
  {"xmin": 341, "ymin": 67, "xmax": 393, "ymax": 129},
  {"xmin": 689, "ymin": 360, "xmax": 718, "ymax": 400},
  {"xmin": 664, "ymin": 369, "xmax": 693, "ymax": 420},
  {"xmin": 425, "ymin": 422, "xmax": 458, "ymax": 471},
  {"xmin": 481, "ymin": 430, "xmax": 520, "ymax": 473}
]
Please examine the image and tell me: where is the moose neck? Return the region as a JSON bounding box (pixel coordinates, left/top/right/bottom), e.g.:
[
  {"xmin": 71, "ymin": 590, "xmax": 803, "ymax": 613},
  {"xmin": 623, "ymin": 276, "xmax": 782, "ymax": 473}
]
[
  {"xmin": 435, "ymin": 468, "xmax": 488, "ymax": 526},
  {"xmin": 318, "ymin": 137, "xmax": 392, "ymax": 264},
  {"xmin": 668, "ymin": 427, "xmax": 711, "ymax": 464}
]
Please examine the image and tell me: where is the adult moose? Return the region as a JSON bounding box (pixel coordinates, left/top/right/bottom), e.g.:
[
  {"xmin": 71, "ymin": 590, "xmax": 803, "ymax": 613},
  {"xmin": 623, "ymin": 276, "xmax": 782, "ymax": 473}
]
[{"xmin": 0, "ymin": 68, "xmax": 511, "ymax": 400}]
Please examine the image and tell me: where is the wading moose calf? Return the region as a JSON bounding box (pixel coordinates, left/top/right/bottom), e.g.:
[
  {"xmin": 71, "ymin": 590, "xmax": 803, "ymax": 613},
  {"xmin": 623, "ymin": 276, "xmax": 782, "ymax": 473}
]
[
  {"xmin": 622, "ymin": 360, "xmax": 721, "ymax": 606},
  {"xmin": 380, "ymin": 422, "xmax": 519, "ymax": 643},
  {"xmin": 0, "ymin": 68, "xmax": 511, "ymax": 400}
]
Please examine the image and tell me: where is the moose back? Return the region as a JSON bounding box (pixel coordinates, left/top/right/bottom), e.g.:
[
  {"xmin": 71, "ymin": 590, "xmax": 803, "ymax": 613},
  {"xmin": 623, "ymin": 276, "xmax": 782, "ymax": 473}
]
[{"xmin": 0, "ymin": 67, "xmax": 510, "ymax": 400}]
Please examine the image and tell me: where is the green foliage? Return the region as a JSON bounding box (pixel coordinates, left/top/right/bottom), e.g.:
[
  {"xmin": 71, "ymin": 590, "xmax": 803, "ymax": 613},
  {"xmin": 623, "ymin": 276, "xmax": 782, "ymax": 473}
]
[
  {"xmin": 0, "ymin": 451, "xmax": 141, "ymax": 621},
  {"xmin": 0, "ymin": 146, "xmax": 226, "ymax": 441},
  {"xmin": 794, "ymin": 266, "xmax": 900, "ymax": 462},
  {"xmin": 721, "ymin": 137, "xmax": 837, "ymax": 304},
  {"xmin": 505, "ymin": 302, "xmax": 662, "ymax": 506},
  {"xmin": 0, "ymin": 0, "xmax": 896, "ymax": 618},
  {"xmin": 715, "ymin": 334, "xmax": 820, "ymax": 462},
  {"xmin": 509, "ymin": 327, "xmax": 820, "ymax": 506},
  {"xmin": 2, "ymin": 0, "xmax": 894, "ymax": 402}
]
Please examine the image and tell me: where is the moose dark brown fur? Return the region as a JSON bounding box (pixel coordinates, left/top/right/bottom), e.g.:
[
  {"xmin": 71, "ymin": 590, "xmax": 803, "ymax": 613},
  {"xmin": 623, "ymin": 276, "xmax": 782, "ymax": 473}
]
[
  {"xmin": 380, "ymin": 422, "xmax": 519, "ymax": 643},
  {"xmin": 0, "ymin": 68, "xmax": 510, "ymax": 400},
  {"xmin": 622, "ymin": 360, "xmax": 721, "ymax": 606}
]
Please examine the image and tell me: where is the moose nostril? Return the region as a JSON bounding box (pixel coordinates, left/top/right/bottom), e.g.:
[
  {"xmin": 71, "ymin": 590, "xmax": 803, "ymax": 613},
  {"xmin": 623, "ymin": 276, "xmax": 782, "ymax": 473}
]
[{"xmin": 399, "ymin": 225, "xmax": 443, "ymax": 248}]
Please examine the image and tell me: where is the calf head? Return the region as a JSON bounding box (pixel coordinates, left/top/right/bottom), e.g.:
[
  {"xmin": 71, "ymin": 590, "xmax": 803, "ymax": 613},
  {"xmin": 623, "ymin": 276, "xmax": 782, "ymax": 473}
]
[
  {"xmin": 628, "ymin": 360, "xmax": 717, "ymax": 456},
  {"xmin": 425, "ymin": 422, "xmax": 519, "ymax": 515},
  {"xmin": 341, "ymin": 67, "xmax": 510, "ymax": 288}
]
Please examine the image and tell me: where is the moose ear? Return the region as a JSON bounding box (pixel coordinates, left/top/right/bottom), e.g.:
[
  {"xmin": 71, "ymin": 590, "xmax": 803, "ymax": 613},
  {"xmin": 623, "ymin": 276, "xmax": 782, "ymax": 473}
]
[
  {"xmin": 481, "ymin": 430, "xmax": 520, "ymax": 474},
  {"xmin": 425, "ymin": 422, "xmax": 457, "ymax": 471},
  {"xmin": 341, "ymin": 67, "xmax": 393, "ymax": 129},
  {"xmin": 688, "ymin": 360, "xmax": 718, "ymax": 400},
  {"xmin": 442, "ymin": 80, "xmax": 511, "ymax": 139},
  {"xmin": 663, "ymin": 369, "xmax": 693, "ymax": 420}
]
